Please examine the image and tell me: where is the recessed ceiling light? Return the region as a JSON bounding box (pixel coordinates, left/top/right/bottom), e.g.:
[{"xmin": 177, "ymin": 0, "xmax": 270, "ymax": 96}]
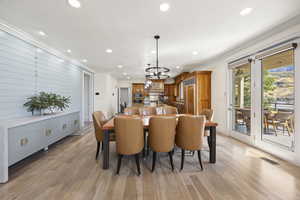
[
  {"xmin": 240, "ymin": 8, "xmax": 253, "ymax": 16},
  {"xmin": 160, "ymin": 3, "xmax": 170, "ymax": 12},
  {"xmin": 123, "ymin": 72, "xmax": 127, "ymax": 76},
  {"xmin": 82, "ymin": 59, "xmax": 87, "ymax": 63},
  {"xmin": 67, "ymin": 49, "xmax": 72, "ymax": 53},
  {"xmin": 106, "ymin": 49, "xmax": 112, "ymax": 53},
  {"xmin": 68, "ymin": 0, "xmax": 81, "ymax": 8},
  {"xmin": 192, "ymin": 51, "xmax": 198, "ymax": 55},
  {"xmin": 117, "ymin": 65, "xmax": 123, "ymax": 69},
  {"xmin": 176, "ymin": 66, "xmax": 180, "ymax": 69},
  {"xmin": 38, "ymin": 31, "xmax": 46, "ymax": 36},
  {"xmin": 151, "ymin": 50, "xmax": 156, "ymax": 54},
  {"xmin": 127, "ymin": 77, "xmax": 131, "ymax": 79}
]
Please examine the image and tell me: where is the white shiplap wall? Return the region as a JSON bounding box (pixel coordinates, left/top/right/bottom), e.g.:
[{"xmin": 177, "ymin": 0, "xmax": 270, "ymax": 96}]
[{"xmin": 0, "ymin": 30, "xmax": 83, "ymax": 121}]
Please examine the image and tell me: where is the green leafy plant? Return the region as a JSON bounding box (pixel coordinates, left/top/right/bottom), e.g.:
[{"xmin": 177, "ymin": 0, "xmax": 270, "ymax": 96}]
[{"xmin": 24, "ymin": 92, "xmax": 71, "ymax": 115}]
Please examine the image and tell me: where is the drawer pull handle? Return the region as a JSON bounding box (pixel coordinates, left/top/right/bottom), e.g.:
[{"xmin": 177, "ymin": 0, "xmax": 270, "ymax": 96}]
[
  {"xmin": 62, "ymin": 124, "xmax": 67, "ymax": 130},
  {"xmin": 20, "ymin": 138, "xmax": 29, "ymax": 146},
  {"xmin": 74, "ymin": 120, "xmax": 79, "ymax": 125},
  {"xmin": 45, "ymin": 129, "xmax": 52, "ymax": 136}
]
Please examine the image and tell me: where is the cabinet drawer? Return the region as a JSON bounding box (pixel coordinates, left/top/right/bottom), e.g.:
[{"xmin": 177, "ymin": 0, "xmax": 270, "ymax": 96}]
[
  {"xmin": 43, "ymin": 118, "xmax": 60, "ymax": 146},
  {"xmin": 69, "ymin": 113, "xmax": 80, "ymax": 133},
  {"xmin": 8, "ymin": 122, "xmax": 45, "ymax": 166}
]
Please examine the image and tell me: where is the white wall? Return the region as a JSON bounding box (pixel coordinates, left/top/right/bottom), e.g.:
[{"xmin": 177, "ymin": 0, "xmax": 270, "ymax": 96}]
[
  {"xmin": 197, "ymin": 17, "xmax": 300, "ymax": 165},
  {"xmin": 0, "ymin": 28, "xmax": 92, "ymax": 123},
  {"xmin": 94, "ymin": 73, "xmax": 118, "ymax": 118}
]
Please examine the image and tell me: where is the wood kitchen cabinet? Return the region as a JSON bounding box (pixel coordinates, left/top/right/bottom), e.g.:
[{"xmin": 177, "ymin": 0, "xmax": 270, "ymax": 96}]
[{"xmin": 173, "ymin": 71, "xmax": 211, "ymax": 115}]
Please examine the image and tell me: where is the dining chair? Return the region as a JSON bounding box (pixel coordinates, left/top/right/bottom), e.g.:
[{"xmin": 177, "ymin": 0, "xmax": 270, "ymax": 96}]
[
  {"xmin": 92, "ymin": 111, "xmax": 115, "ymax": 160},
  {"xmin": 148, "ymin": 116, "xmax": 177, "ymax": 172},
  {"xmin": 199, "ymin": 109, "xmax": 214, "ymax": 137},
  {"xmin": 175, "ymin": 115, "xmax": 206, "ymax": 171},
  {"xmin": 163, "ymin": 106, "xmax": 178, "ymax": 114},
  {"xmin": 114, "ymin": 116, "xmax": 144, "ymax": 175},
  {"xmin": 124, "ymin": 107, "xmax": 139, "ymax": 115},
  {"xmin": 139, "ymin": 106, "xmax": 156, "ymax": 116},
  {"xmin": 199, "ymin": 109, "xmax": 214, "ymax": 121}
]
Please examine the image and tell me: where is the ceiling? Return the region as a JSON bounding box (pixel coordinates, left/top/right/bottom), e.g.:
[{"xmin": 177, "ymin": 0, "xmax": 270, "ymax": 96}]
[{"xmin": 0, "ymin": 0, "xmax": 300, "ymax": 80}]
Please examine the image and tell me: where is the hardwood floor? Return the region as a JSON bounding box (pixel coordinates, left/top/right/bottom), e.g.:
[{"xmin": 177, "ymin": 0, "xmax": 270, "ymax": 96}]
[{"xmin": 1, "ymin": 131, "xmax": 300, "ymax": 200}]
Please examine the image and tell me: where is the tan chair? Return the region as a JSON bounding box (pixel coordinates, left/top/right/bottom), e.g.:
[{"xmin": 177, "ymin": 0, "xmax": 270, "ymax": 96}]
[
  {"xmin": 114, "ymin": 116, "xmax": 144, "ymax": 175},
  {"xmin": 199, "ymin": 109, "xmax": 213, "ymax": 136},
  {"xmin": 175, "ymin": 115, "xmax": 206, "ymax": 171},
  {"xmin": 139, "ymin": 106, "xmax": 156, "ymax": 116},
  {"xmin": 148, "ymin": 116, "xmax": 177, "ymax": 172},
  {"xmin": 124, "ymin": 107, "xmax": 139, "ymax": 115},
  {"xmin": 163, "ymin": 106, "xmax": 178, "ymax": 114},
  {"xmin": 199, "ymin": 109, "xmax": 214, "ymax": 121},
  {"xmin": 92, "ymin": 111, "xmax": 115, "ymax": 160}
]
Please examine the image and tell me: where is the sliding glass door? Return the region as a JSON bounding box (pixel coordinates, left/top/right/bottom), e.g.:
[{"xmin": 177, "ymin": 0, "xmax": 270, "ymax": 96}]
[
  {"xmin": 230, "ymin": 63, "xmax": 251, "ymax": 135},
  {"xmin": 261, "ymin": 50, "xmax": 295, "ymax": 150},
  {"xmin": 229, "ymin": 44, "xmax": 297, "ymax": 152}
]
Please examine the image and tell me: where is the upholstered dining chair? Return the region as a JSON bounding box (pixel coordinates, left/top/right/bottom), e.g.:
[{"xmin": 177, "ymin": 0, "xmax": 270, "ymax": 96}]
[
  {"xmin": 199, "ymin": 109, "xmax": 214, "ymax": 121},
  {"xmin": 139, "ymin": 106, "xmax": 156, "ymax": 116},
  {"xmin": 163, "ymin": 106, "xmax": 178, "ymax": 115},
  {"xmin": 92, "ymin": 111, "xmax": 115, "ymax": 160},
  {"xmin": 199, "ymin": 109, "xmax": 214, "ymax": 137},
  {"xmin": 124, "ymin": 107, "xmax": 139, "ymax": 115},
  {"xmin": 175, "ymin": 115, "xmax": 206, "ymax": 171},
  {"xmin": 114, "ymin": 116, "xmax": 144, "ymax": 175},
  {"xmin": 148, "ymin": 116, "xmax": 177, "ymax": 172}
]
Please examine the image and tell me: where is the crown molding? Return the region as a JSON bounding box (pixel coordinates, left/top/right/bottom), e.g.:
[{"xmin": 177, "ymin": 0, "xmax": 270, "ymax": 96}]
[{"xmin": 0, "ymin": 19, "xmax": 95, "ymax": 73}]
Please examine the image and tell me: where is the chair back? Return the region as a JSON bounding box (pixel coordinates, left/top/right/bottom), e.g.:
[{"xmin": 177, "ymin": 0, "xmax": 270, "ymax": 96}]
[
  {"xmin": 92, "ymin": 111, "xmax": 106, "ymax": 142},
  {"xmin": 175, "ymin": 115, "xmax": 206, "ymax": 151},
  {"xmin": 139, "ymin": 106, "xmax": 156, "ymax": 116},
  {"xmin": 149, "ymin": 116, "xmax": 177, "ymax": 152},
  {"xmin": 164, "ymin": 106, "xmax": 178, "ymax": 114},
  {"xmin": 199, "ymin": 109, "xmax": 214, "ymax": 121},
  {"xmin": 124, "ymin": 107, "xmax": 139, "ymax": 115},
  {"xmin": 114, "ymin": 116, "xmax": 144, "ymax": 155}
]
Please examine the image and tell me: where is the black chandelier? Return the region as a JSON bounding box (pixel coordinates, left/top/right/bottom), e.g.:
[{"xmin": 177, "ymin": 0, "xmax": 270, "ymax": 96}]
[{"xmin": 145, "ymin": 35, "xmax": 170, "ymax": 80}]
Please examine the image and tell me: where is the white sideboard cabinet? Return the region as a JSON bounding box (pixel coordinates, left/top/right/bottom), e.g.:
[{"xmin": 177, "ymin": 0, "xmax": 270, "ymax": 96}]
[{"xmin": 0, "ymin": 111, "xmax": 80, "ymax": 183}]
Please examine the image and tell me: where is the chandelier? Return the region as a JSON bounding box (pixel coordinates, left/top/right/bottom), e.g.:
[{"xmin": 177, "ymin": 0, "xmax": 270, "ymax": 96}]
[{"xmin": 145, "ymin": 35, "xmax": 170, "ymax": 80}]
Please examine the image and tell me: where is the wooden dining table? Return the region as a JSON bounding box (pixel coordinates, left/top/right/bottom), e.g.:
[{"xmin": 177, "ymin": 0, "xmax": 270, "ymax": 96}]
[{"xmin": 102, "ymin": 114, "xmax": 218, "ymax": 169}]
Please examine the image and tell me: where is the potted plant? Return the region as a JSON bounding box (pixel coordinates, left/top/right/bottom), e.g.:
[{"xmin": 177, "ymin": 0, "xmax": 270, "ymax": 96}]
[{"xmin": 24, "ymin": 92, "xmax": 71, "ymax": 116}]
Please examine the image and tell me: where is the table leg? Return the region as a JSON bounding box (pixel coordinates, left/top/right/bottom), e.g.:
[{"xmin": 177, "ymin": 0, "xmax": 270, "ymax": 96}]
[
  {"xmin": 209, "ymin": 126, "xmax": 216, "ymax": 163},
  {"xmin": 143, "ymin": 130, "xmax": 146, "ymax": 157},
  {"xmin": 103, "ymin": 130, "xmax": 110, "ymax": 169}
]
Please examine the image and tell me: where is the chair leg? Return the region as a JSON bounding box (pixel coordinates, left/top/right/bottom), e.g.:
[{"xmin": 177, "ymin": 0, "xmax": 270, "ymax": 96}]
[
  {"xmin": 168, "ymin": 151, "xmax": 174, "ymax": 171},
  {"xmin": 101, "ymin": 141, "xmax": 104, "ymax": 151},
  {"xmin": 197, "ymin": 150, "xmax": 203, "ymax": 170},
  {"xmin": 116, "ymin": 154, "xmax": 123, "ymax": 175},
  {"xmin": 152, "ymin": 151, "xmax": 157, "ymax": 172},
  {"xmin": 95, "ymin": 142, "xmax": 100, "ymax": 160},
  {"xmin": 180, "ymin": 149, "xmax": 185, "ymax": 171},
  {"xmin": 135, "ymin": 153, "xmax": 141, "ymax": 176}
]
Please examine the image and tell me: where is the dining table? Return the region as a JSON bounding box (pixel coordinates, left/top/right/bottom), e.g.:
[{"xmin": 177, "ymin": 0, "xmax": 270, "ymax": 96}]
[{"xmin": 101, "ymin": 114, "xmax": 218, "ymax": 169}]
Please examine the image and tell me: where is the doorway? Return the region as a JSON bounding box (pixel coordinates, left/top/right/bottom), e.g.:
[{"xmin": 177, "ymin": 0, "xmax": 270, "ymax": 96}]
[
  {"xmin": 118, "ymin": 87, "xmax": 131, "ymax": 113},
  {"xmin": 83, "ymin": 72, "xmax": 93, "ymax": 128}
]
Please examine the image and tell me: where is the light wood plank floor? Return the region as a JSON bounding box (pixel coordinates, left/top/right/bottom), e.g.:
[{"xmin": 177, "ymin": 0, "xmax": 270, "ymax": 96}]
[{"xmin": 1, "ymin": 131, "xmax": 300, "ymax": 200}]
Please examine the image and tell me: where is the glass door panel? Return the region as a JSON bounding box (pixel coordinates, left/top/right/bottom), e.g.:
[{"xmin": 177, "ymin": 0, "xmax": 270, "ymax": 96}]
[
  {"xmin": 231, "ymin": 63, "xmax": 251, "ymax": 135},
  {"xmin": 261, "ymin": 50, "xmax": 295, "ymax": 150}
]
